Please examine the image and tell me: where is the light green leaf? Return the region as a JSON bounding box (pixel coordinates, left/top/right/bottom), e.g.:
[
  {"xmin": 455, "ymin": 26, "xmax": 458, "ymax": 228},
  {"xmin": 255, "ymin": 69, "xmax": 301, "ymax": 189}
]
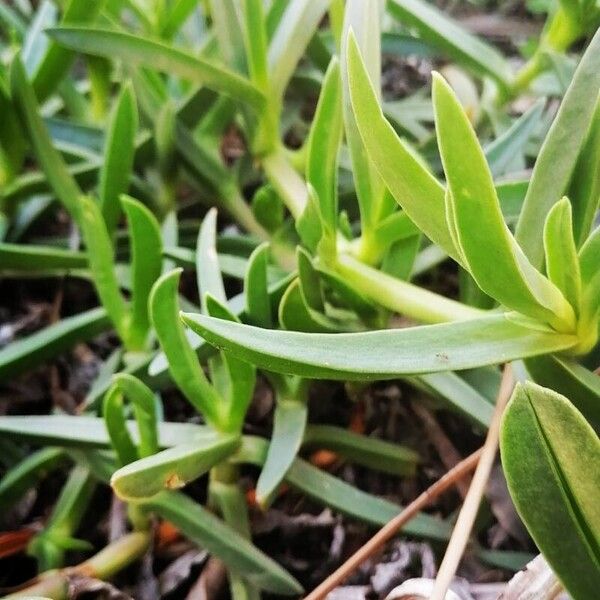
[
  {"xmin": 387, "ymin": 0, "xmax": 513, "ymax": 87},
  {"xmin": 48, "ymin": 26, "xmax": 265, "ymax": 109},
  {"xmin": 111, "ymin": 434, "xmax": 239, "ymax": 501},
  {"xmin": 197, "ymin": 208, "xmax": 227, "ymax": 313},
  {"xmin": 181, "ymin": 312, "xmax": 578, "ymax": 380},
  {"xmin": 122, "ymin": 195, "xmax": 162, "ymax": 350},
  {"xmin": 346, "ymin": 34, "xmax": 461, "ymax": 264},
  {"xmin": 99, "ymin": 83, "xmax": 138, "ymax": 236},
  {"xmin": 31, "ymin": 0, "xmax": 104, "ymax": 102},
  {"xmin": 432, "ymin": 73, "xmax": 575, "ymax": 332},
  {"xmin": 501, "ymin": 382, "xmax": 600, "ymax": 600},
  {"xmin": 150, "ymin": 269, "xmax": 223, "ymax": 427},
  {"xmin": 144, "ymin": 491, "xmax": 303, "ymax": 595},
  {"xmin": 515, "ymin": 27, "xmax": 600, "ymax": 267},
  {"xmin": 80, "ymin": 196, "xmax": 129, "ymax": 343},
  {"xmin": 268, "ymin": 0, "xmax": 329, "ymax": 101},
  {"xmin": 256, "ymin": 392, "xmax": 307, "ymax": 507},
  {"xmin": 244, "ymin": 242, "xmax": 272, "ymax": 328},
  {"xmin": 543, "ymin": 197, "xmax": 581, "ymax": 312},
  {"xmin": 9, "ymin": 54, "xmax": 82, "ymax": 222},
  {"xmin": 306, "ymin": 57, "xmax": 343, "ymax": 250},
  {"xmin": 296, "ymin": 246, "xmax": 324, "ymax": 312}
]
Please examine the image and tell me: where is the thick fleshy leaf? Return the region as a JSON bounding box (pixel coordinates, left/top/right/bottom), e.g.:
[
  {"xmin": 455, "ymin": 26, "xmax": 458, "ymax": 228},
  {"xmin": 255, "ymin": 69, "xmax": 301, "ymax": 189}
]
[
  {"xmin": 346, "ymin": 34, "xmax": 461, "ymax": 264},
  {"xmin": 99, "ymin": 83, "xmax": 138, "ymax": 235},
  {"xmin": 196, "ymin": 208, "xmax": 226, "ymax": 313},
  {"xmin": 256, "ymin": 392, "xmax": 307, "ymax": 507},
  {"xmin": 543, "ymin": 198, "xmax": 581, "ymax": 312},
  {"xmin": 267, "ymin": 0, "xmax": 329, "ymax": 101},
  {"xmin": 237, "ymin": 436, "xmax": 450, "ymax": 540},
  {"xmin": 181, "ymin": 312, "xmax": 578, "ymax": 380},
  {"xmin": 244, "ymin": 242, "xmax": 272, "ymax": 328},
  {"xmin": 515, "ymin": 27, "xmax": 600, "ymax": 267},
  {"xmin": 0, "ymin": 415, "xmax": 208, "ymax": 449},
  {"xmin": 111, "ymin": 434, "xmax": 239, "ymax": 501},
  {"xmin": 0, "ymin": 243, "xmax": 87, "ymax": 272},
  {"xmin": 144, "ymin": 491, "xmax": 303, "ymax": 595},
  {"xmin": 122, "ymin": 195, "xmax": 162, "ymax": 350},
  {"xmin": 387, "ymin": 0, "xmax": 512, "ymax": 87},
  {"xmin": 306, "ymin": 57, "xmax": 343, "ymax": 248},
  {"xmin": 0, "ymin": 307, "xmax": 109, "ymax": 382},
  {"xmin": 10, "ymin": 54, "xmax": 82, "ymax": 222},
  {"xmin": 79, "ymin": 196, "xmax": 129, "ymax": 343},
  {"xmin": 149, "ymin": 269, "xmax": 222, "ymax": 427},
  {"xmin": 432, "ymin": 73, "xmax": 575, "ymax": 332},
  {"xmin": 525, "ymin": 355, "xmax": 600, "ymax": 428},
  {"xmin": 501, "ymin": 383, "xmax": 600, "ymax": 599},
  {"xmin": 47, "ymin": 27, "xmax": 265, "ymax": 109}
]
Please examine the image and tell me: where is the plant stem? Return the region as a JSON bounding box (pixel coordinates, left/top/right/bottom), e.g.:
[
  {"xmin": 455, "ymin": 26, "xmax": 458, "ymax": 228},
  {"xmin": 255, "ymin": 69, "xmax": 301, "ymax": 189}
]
[
  {"xmin": 429, "ymin": 364, "xmax": 515, "ymax": 600},
  {"xmin": 262, "ymin": 147, "xmax": 308, "ymax": 219},
  {"xmin": 334, "ymin": 253, "xmax": 483, "ymax": 323},
  {"xmin": 224, "ymin": 187, "xmax": 270, "ymax": 241},
  {"xmin": 303, "ymin": 449, "xmax": 483, "ymax": 600},
  {"xmin": 6, "ymin": 531, "xmax": 151, "ymax": 599}
]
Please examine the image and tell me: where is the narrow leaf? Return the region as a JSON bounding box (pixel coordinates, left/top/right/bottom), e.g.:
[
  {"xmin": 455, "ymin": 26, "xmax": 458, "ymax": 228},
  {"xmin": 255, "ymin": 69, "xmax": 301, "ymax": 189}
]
[{"xmin": 181, "ymin": 312, "xmax": 578, "ymax": 380}]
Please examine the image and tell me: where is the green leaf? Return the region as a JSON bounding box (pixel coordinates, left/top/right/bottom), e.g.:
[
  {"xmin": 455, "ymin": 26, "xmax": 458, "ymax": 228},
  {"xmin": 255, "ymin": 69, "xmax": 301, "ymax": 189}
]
[
  {"xmin": 515, "ymin": 27, "xmax": 600, "ymax": 267},
  {"xmin": 0, "ymin": 415, "xmax": 208, "ymax": 450},
  {"xmin": 244, "ymin": 242, "xmax": 272, "ymax": 328},
  {"xmin": 0, "ymin": 448, "xmax": 64, "ymax": 511},
  {"xmin": 79, "ymin": 196, "xmax": 129, "ymax": 344},
  {"xmin": 149, "ymin": 269, "xmax": 223, "ymax": 428},
  {"xmin": 9, "ymin": 54, "xmax": 82, "ymax": 222},
  {"xmin": 181, "ymin": 312, "xmax": 578, "ymax": 380},
  {"xmin": 525, "ymin": 355, "xmax": 600, "ymax": 428},
  {"xmin": 29, "ymin": 465, "xmax": 95, "ymax": 570},
  {"xmin": 237, "ymin": 436, "xmax": 450, "ymax": 540},
  {"xmin": 197, "ymin": 208, "xmax": 227, "ymax": 313},
  {"xmin": 568, "ymin": 98, "xmax": 600, "ymax": 247},
  {"xmin": 306, "ymin": 57, "xmax": 343, "ymax": 251},
  {"xmin": 485, "ymin": 99, "xmax": 545, "ymax": 178},
  {"xmin": 296, "ymin": 246, "xmax": 324, "ymax": 312},
  {"xmin": 47, "ymin": 27, "xmax": 265, "ymax": 110},
  {"xmin": 501, "ymin": 382, "xmax": 600, "ymax": 599},
  {"xmin": 122, "ymin": 195, "xmax": 162, "ymax": 350},
  {"xmin": 144, "ymin": 491, "xmax": 303, "ymax": 595},
  {"xmin": 111, "ymin": 434, "xmax": 239, "ymax": 501},
  {"xmin": 268, "ymin": 0, "xmax": 329, "ymax": 102},
  {"xmin": 99, "ymin": 83, "xmax": 138, "ymax": 236},
  {"xmin": 104, "ymin": 374, "xmax": 160, "ymax": 466},
  {"xmin": 242, "ymin": 0, "xmax": 268, "ymax": 91},
  {"xmin": 432, "ymin": 73, "xmax": 575, "ymax": 332},
  {"xmin": 543, "ymin": 197, "xmax": 581, "ymax": 312},
  {"xmin": 0, "ymin": 307, "xmax": 109, "ymax": 382},
  {"xmin": 346, "ymin": 34, "xmax": 461, "ymax": 264},
  {"xmin": 31, "ymin": 0, "xmax": 105, "ymax": 102},
  {"xmin": 341, "ymin": 0, "xmax": 385, "ymax": 238},
  {"xmin": 256, "ymin": 391, "xmax": 307, "ymax": 507},
  {"xmin": 387, "ymin": 0, "xmax": 513, "ymax": 87},
  {"xmin": 278, "ymin": 278, "xmax": 343, "ymax": 333},
  {"xmin": 0, "ymin": 243, "xmax": 87, "ymax": 272},
  {"xmin": 303, "ymin": 425, "xmax": 418, "ymax": 476}
]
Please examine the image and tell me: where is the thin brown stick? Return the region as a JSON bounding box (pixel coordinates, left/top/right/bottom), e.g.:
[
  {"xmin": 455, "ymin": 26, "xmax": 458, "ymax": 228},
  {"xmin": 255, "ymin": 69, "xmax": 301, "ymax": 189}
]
[
  {"xmin": 430, "ymin": 364, "xmax": 515, "ymax": 600},
  {"xmin": 303, "ymin": 448, "xmax": 483, "ymax": 600}
]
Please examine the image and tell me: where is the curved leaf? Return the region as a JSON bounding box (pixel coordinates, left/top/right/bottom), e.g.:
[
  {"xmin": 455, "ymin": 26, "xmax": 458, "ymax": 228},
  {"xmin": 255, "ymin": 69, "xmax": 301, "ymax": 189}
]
[
  {"xmin": 501, "ymin": 382, "xmax": 600, "ymax": 599},
  {"xmin": 47, "ymin": 27, "xmax": 265, "ymax": 109},
  {"xmin": 181, "ymin": 311, "xmax": 578, "ymax": 380}
]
